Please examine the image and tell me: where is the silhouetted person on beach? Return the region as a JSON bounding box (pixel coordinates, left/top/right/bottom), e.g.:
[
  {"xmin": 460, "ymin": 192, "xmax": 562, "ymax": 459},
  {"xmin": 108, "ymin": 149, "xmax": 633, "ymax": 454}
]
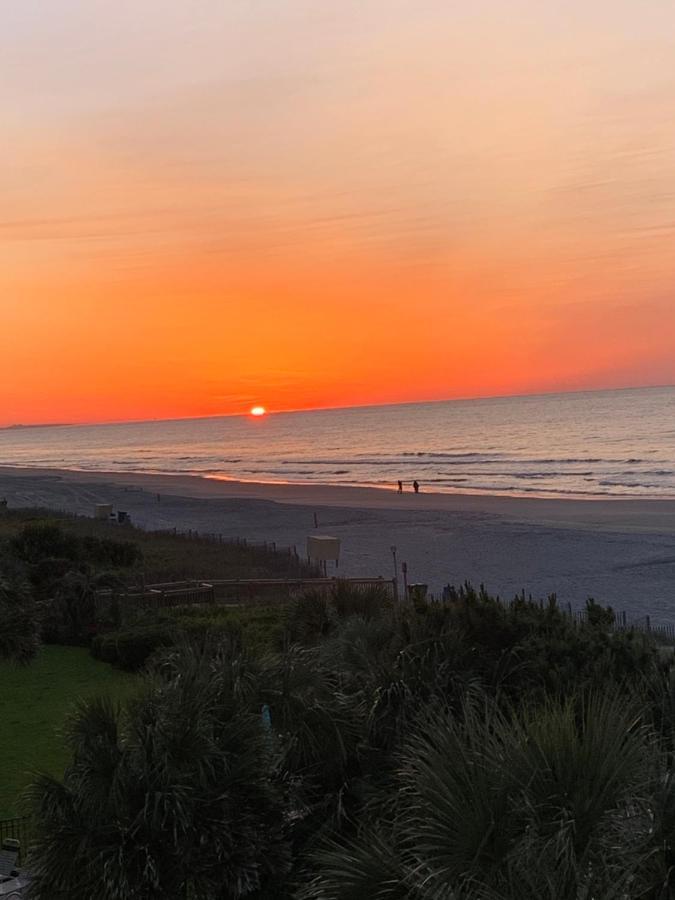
[
  {"xmin": 413, "ymin": 480, "xmax": 420, "ymax": 494},
  {"xmin": 397, "ymin": 480, "xmax": 403, "ymax": 493}
]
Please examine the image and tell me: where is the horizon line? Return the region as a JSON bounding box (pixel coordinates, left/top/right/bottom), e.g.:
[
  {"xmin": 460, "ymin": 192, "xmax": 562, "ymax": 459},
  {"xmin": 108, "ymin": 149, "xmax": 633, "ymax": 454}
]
[{"xmin": 2, "ymin": 381, "xmax": 674, "ymax": 431}]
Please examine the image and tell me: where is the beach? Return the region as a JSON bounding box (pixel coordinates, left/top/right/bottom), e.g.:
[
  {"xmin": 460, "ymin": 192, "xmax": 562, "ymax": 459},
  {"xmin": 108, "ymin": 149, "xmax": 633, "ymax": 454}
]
[{"xmin": 3, "ymin": 465, "xmax": 675, "ymax": 623}]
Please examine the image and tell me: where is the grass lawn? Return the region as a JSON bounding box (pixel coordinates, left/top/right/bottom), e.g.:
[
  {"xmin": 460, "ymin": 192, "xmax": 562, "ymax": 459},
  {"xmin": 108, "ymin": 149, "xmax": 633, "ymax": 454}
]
[{"xmin": 0, "ymin": 645, "xmax": 135, "ymax": 819}]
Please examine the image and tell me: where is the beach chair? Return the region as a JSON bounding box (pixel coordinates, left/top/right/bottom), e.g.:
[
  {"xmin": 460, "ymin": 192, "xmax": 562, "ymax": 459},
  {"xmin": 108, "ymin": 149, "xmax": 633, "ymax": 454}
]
[{"xmin": 0, "ymin": 839, "xmax": 19, "ymax": 878}]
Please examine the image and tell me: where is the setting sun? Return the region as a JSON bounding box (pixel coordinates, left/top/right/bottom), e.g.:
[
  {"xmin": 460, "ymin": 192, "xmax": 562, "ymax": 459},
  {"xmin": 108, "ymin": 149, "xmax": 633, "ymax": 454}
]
[{"xmin": 250, "ymin": 406, "xmax": 267, "ymax": 417}]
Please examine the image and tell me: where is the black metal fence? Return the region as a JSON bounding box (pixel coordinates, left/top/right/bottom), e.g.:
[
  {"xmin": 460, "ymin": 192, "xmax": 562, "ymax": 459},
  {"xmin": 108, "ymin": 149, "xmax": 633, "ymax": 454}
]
[{"xmin": 0, "ymin": 816, "xmax": 32, "ymax": 864}]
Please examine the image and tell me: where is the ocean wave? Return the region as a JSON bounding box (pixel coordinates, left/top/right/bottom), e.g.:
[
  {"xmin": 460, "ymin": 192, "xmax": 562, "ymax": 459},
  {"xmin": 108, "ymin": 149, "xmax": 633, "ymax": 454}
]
[
  {"xmin": 400, "ymin": 451, "xmax": 498, "ymax": 459},
  {"xmin": 177, "ymin": 456, "xmax": 243, "ymax": 463},
  {"xmin": 598, "ymin": 479, "xmax": 670, "ymax": 489},
  {"xmin": 430, "ymin": 482, "xmax": 631, "ymax": 497},
  {"xmin": 438, "ymin": 470, "xmax": 595, "ymax": 479},
  {"xmin": 242, "ymin": 468, "xmax": 318, "ymax": 476},
  {"xmin": 398, "ymin": 452, "xmax": 635, "ymax": 464},
  {"xmin": 111, "ymin": 459, "xmax": 161, "ymax": 467},
  {"xmin": 272, "ymin": 455, "xmax": 654, "ymax": 469}
]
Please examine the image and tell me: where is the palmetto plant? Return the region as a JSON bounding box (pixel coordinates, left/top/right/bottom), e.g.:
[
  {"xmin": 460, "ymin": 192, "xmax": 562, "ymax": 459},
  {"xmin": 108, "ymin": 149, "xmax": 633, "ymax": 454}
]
[
  {"xmin": 303, "ymin": 692, "xmax": 664, "ymax": 900},
  {"xmin": 25, "ymin": 587, "xmax": 675, "ymax": 898},
  {"xmin": 258, "ymin": 643, "xmax": 366, "ymax": 849},
  {"xmin": 27, "ymin": 651, "xmax": 289, "ymax": 900}
]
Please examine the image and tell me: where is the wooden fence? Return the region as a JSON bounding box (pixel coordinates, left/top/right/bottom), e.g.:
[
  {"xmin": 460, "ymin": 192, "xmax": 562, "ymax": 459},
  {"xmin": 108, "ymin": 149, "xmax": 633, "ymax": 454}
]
[
  {"xmin": 130, "ymin": 583, "xmax": 215, "ymax": 611},
  {"xmin": 148, "ymin": 529, "xmax": 300, "ymax": 559},
  {"xmin": 205, "ymin": 576, "xmax": 398, "ymax": 606},
  {"xmin": 554, "ymin": 604, "xmax": 675, "ymax": 642},
  {"xmin": 97, "ymin": 576, "xmax": 397, "ymax": 621},
  {"xmin": 487, "ymin": 593, "xmax": 675, "ymax": 644}
]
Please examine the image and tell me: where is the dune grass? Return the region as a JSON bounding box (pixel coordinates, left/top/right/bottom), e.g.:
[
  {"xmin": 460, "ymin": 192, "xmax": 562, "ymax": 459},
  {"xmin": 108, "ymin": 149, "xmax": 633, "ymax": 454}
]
[
  {"xmin": 0, "ymin": 506, "xmax": 314, "ymax": 583},
  {"xmin": 0, "ymin": 645, "xmax": 135, "ymax": 819}
]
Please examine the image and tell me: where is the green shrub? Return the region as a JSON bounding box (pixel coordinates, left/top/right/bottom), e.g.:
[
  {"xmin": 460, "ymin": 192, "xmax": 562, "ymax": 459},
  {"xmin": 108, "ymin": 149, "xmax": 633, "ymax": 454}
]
[
  {"xmin": 10, "ymin": 523, "xmax": 80, "ymax": 563},
  {"xmin": 30, "ymin": 556, "xmax": 74, "ymax": 601},
  {"xmin": 129, "ymin": 604, "xmax": 288, "ymax": 656},
  {"xmin": 434, "ymin": 584, "xmax": 660, "ymax": 700},
  {"xmin": 586, "ymin": 596, "xmax": 615, "ymax": 627},
  {"xmin": 0, "ymin": 575, "xmax": 41, "ymax": 663},
  {"xmin": 91, "ymin": 625, "xmax": 175, "ymax": 670},
  {"xmin": 80, "ymin": 535, "xmax": 141, "ymax": 568},
  {"xmin": 9, "ymin": 523, "xmax": 141, "ymax": 569},
  {"xmin": 90, "ymin": 633, "xmax": 124, "ymax": 665},
  {"xmin": 27, "ymin": 674, "xmax": 288, "ymax": 899},
  {"xmin": 286, "ymin": 582, "xmax": 392, "ymax": 644},
  {"xmin": 332, "ymin": 581, "xmax": 392, "ymax": 619},
  {"xmin": 301, "ymin": 692, "xmax": 657, "ymax": 900},
  {"xmin": 28, "ymin": 580, "xmax": 675, "ymax": 898},
  {"xmin": 89, "ymin": 607, "xmax": 284, "ymax": 671}
]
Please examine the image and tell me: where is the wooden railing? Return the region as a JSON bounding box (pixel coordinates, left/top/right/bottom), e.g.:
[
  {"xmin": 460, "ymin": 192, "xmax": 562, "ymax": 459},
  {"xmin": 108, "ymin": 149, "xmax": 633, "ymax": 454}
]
[
  {"xmin": 205, "ymin": 577, "xmax": 398, "ymax": 605},
  {"xmin": 97, "ymin": 576, "xmax": 397, "ymax": 621}
]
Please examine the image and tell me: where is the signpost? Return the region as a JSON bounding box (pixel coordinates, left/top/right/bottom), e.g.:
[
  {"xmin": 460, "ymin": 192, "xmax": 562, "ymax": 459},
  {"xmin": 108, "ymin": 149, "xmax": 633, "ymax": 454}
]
[{"xmin": 307, "ymin": 535, "xmax": 341, "ymax": 576}]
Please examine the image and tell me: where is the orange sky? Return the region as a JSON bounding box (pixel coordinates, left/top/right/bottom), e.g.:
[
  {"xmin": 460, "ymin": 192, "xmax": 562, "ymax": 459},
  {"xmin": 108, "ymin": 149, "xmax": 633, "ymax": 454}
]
[{"xmin": 2, "ymin": 1, "xmax": 675, "ymax": 425}]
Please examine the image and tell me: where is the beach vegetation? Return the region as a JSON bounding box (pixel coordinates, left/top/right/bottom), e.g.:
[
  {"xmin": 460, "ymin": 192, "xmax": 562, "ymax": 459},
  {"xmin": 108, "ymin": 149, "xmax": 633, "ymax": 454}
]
[
  {"xmin": 90, "ymin": 604, "xmax": 289, "ymax": 670},
  {"xmin": 0, "ymin": 507, "xmax": 313, "ymax": 582},
  {"xmin": 0, "ymin": 572, "xmax": 42, "ymax": 664},
  {"xmin": 0, "ymin": 507, "xmax": 313, "ymax": 653},
  {"xmin": 285, "ymin": 580, "xmax": 393, "ymax": 644},
  {"xmin": 24, "ymin": 581, "xmax": 675, "ymax": 898},
  {"xmin": 9, "ymin": 522, "xmax": 141, "ymax": 569},
  {"xmin": 27, "ymin": 657, "xmax": 288, "ymax": 900},
  {"xmin": 300, "ymin": 691, "xmax": 661, "ymax": 900},
  {"xmin": 6, "ymin": 509, "xmax": 675, "ymax": 897}
]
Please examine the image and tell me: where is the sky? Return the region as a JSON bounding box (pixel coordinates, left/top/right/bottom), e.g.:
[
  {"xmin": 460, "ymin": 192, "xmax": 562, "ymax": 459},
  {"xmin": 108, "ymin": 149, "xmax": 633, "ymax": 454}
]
[{"xmin": 2, "ymin": 0, "xmax": 675, "ymax": 424}]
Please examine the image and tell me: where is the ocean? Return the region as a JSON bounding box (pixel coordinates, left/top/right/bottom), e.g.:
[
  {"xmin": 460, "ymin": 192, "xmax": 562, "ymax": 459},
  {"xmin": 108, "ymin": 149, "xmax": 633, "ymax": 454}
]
[{"xmin": 3, "ymin": 386, "xmax": 675, "ymax": 499}]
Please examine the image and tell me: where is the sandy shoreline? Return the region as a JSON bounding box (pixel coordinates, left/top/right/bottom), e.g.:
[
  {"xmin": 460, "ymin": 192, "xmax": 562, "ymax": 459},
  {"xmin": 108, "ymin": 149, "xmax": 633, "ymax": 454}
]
[
  {"xmin": 2, "ymin": 464, "xmax": 675, "ymax": 621},
  {"xmin": 3, "ymin": 464, "xmax": 675, "ymax": 532}
]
